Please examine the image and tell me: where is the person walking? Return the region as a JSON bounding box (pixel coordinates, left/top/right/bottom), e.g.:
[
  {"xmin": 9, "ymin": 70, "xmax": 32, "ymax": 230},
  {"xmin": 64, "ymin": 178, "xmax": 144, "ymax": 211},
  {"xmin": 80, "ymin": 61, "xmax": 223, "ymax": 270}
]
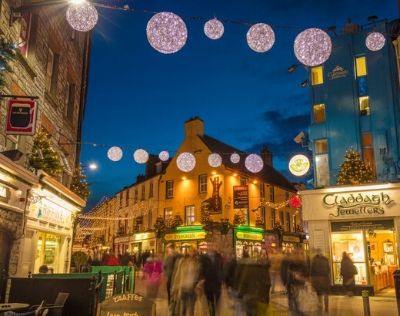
[
  {"xmin": 310, "ymin": 249, "xmax": 331, "ymax": 312},
  {"xmin": 340, "ymin": 252, "xmax": 357, "ymax": 296},
  {"xmin": 163, "ymin": 243, "xmax": 181, "ymax": 303}
]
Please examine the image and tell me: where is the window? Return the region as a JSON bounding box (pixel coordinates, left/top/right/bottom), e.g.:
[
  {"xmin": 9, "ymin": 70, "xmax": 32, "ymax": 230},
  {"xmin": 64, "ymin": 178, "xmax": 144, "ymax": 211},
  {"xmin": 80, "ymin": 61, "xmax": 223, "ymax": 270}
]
[
  {"xmin": 314, "ymin": 139, "xmax": 330, "ymax": 187},
  {"xmin": 46, "ymin": 47, "xmax": 59, "ymax": 95},
  {"xmin": 279, "ymin": 211, "xmax": 284, "ymax": 226},
  {"xmin": 240, "ymin": 177, "xmax": 248, "ymax": 186},
  {"xmin": 125, "ymin": 190, "xmax": 129, "ymax": 207},
  {"xmin": 269, "ymin": 186, "xmax": 275, "ymax": 202},
  {"xmin": 141, "ymin": 185, "xmax": 145, "ymax": 201},
  {"xmin": 260, "ymin": 206, "xmax": 266, "ymax": 224},
  {"xmin": 198, "ymin": 174, "xmax": 207, "ymax": 193},
  {"xmin": 164, "ymin": 207, "xmax": 173, "ymax": 220},
  {"xmin": 271, "ymin": 208, "xmax": 276, "ymax": 228},
  {"xmin": 134, "ymin": 189, "xmax": 138, "ymax": 203},
  {"xmin": 286, "ymin": 212, "xmax": 291, "ymax": 232},
  {"xmin": 149, "ymin": 182, "xmax": 154, "ymax": 198},
  {"xmin": 260, "ymin": 183, "xmax": 265, "ymax": 199},
  {"xmin": 313, "ymin": 103, "xmax": 326, "ymax": 123},
  {"xmin": 119, "ymin": 193, "xmax": 123, "ymax": 208},
  {"xmin": 359, "ymin": 96, "xmax": 370, "ymax": 116},
  {"xmin": 311, "ymin": 66, "xmax": 324, "ymax": 85},
  {"xmin": 362, "ymin": 133, "xmax": 376, "ymax": 175},
  {"xmin": 65, "ymin": 82, "xmax": 76, "ymax": 122},
  {"xmin": 185, "ymin": 205, "xmax": 195, "ymax": 225},
  {"xmin": 166, "ymin": 180, "xmax": 174, "ymax": 199},
  {"xmin": 148, "ymin": 209, "xmax": 153, "ymax": 229},
  {"xmin": 356, "ymin": 56, "xmax": 367, "ymax": 77}
]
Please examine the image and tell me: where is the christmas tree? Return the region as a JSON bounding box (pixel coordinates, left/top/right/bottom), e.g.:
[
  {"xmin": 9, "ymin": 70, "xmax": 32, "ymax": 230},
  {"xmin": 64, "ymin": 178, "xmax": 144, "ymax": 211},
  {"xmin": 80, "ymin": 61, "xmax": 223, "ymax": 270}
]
[
  {"xmin": 0, "ymin": 37, "xmax": 16, "ymax": 90},
  {"xmin": 336, "ymin": 148, "xmax": 374, "ymax": 185},
  {"xmin": 71, "ymin": 165, "xmax": 90, "ymax": 200},
  {"xmin": 29, "ymin": 130, "xmax": 63, "ymax": 176}
]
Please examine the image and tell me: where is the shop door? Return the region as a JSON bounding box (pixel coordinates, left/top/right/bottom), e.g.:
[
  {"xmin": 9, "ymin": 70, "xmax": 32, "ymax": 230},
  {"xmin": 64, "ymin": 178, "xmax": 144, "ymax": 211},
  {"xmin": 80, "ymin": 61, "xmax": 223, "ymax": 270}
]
[{"xmin": 0, "ymin": 230, "xmax": 11, "ymax": 302}]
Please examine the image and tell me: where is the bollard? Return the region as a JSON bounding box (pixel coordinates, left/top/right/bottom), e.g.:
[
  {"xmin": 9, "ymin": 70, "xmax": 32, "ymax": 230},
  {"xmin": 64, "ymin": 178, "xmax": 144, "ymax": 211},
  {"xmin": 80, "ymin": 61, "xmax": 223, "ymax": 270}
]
[
  {"xmin": 362, "ymin": 290, "xmax": 371, "ymax": 316},
  {"xmin": 394, "ymin": 270, "xmax": 400, "ymax": 316}
]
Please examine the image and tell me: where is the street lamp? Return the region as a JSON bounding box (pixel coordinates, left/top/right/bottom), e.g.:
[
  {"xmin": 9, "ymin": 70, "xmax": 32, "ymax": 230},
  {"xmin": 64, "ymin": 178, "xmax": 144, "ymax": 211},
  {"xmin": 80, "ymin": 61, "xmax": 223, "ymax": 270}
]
[{"xmin": 81, "ymin": 162, "xmax": 98, "ymax": 171}]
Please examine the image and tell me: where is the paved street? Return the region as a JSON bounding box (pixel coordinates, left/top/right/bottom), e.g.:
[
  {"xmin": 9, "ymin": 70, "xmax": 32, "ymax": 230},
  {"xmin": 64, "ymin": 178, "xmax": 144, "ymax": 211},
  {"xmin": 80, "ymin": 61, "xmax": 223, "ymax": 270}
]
[{"xmin": 135, "ymin": 277, "xmax": 398, "ymax": 316}]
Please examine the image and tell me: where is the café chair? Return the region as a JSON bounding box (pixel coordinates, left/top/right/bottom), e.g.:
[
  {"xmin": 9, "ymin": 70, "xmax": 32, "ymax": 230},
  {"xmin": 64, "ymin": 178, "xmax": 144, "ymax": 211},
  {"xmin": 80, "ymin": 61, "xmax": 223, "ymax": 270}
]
[
  {"xmin": 1, "ymin": 300, "xmax": 45, "ymax": 316},
  {"xmin": 28, "ymin": 292, "xmax": 69, "ymax": 316}
]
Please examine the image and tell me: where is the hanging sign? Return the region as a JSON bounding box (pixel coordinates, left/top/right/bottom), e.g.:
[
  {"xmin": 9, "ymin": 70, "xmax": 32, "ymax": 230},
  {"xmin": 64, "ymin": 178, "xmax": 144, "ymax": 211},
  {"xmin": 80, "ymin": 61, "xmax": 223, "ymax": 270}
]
[
  {"xmin": 288, "ymin": 154, "xmax": 310, "ymax": 176},
  {"xmin": 328, "ymin": 65, "xmax": 349, "ymax": 80},
  {"xmin": 233, "ymin": 185, "xmax": 249, "ymax": 209},
  {"xmin": 5, "ymin": 99, "xmax": 38, "ymax": 135}
]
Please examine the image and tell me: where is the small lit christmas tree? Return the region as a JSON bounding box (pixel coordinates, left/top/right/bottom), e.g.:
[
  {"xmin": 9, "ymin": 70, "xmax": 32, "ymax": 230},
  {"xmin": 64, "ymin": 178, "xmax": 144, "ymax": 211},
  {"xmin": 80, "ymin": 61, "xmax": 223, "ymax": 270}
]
[
  {"xmin": 336, "ymin": 148, "xmax": 374, "ymax": 185},
  {"xmin": 0, "ymin": 37, "xmax": 16, "ymax": 90},
  {"xmin": 71, "ymin": 165, "xmax": 90, "ymax": 200},
  {"xmin": 29, "ymin": 130, "xmax": 63, "ymax": 176},
  {"xmin": 154, "ymin": 216, "xmax": 166, "ymax": 238},
  {"xmin": 233, "ymin": 212, "xmax": 245, "ymax": 226},
  {"xmin": 200, "ymin": 208, "xmax": 211, "ymax": 225}
]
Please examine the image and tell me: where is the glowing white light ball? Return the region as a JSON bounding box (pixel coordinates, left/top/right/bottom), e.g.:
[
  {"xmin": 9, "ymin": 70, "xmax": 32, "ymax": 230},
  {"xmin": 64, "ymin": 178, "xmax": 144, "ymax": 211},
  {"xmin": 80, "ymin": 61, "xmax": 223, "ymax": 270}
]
[
  {"xmin": 365, "ymin": 32, "xmax": 386, "ymax": 51},
  {"xmin": 159, "ymin": 150, "xmax": 170, "ymax": 161},
  {"xmin": 107, "ymin": 146, "xmax": 123, "ymax": 162},
  {"xmin": 204, "ymin": 18, "xmax": 224, "ymax": 40},
  {"xmin": 294, "ymin": 28, "xmax": 332, "ymax": 66},
  {"xmin": 245, "ymin": 154, "xmax": 264, "ymax": 173},
  {"xmin": 208, "ymin": 153, "xmax": 222, "ymax": 167},
  {"xmin": 246, "ymin": 23, "xmax": 275, "ymax": 53},
  {"xmin": 230, "ymin": 153, "xmax": 240, "ymax": 164},
  {"xmin": 146, "ymin": 12, "xmax": 187, "ymax": 54},
  {"xmin": 66, "ymin": 1, "xmax": 98, "ymax": 32},
  {"xmin": 133, "ymin": 149, "xmax": 149, "ymax": 164},
  {"xmin": 176, "ymin": 152, "xmax": 196, "ymax": 172}
]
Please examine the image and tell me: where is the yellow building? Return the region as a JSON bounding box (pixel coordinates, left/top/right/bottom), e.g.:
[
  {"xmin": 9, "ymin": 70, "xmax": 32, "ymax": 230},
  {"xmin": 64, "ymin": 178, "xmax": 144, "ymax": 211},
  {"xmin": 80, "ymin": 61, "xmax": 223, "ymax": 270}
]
[{"xmin": 76, "ymin": 117, "xmax": 302, "ymax": 258}]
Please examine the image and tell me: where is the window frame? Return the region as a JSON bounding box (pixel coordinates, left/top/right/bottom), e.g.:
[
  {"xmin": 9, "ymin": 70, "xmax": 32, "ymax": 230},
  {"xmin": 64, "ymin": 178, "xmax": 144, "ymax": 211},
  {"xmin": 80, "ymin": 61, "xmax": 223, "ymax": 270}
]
[
  {"xmin": 313, "ymin": 103, "xmax": 326, "ymax": 123},
  {"xmin": 311, "ymin": 66, "xmax": 324, "ymax": 85},
  {"xmin": 198, "ymin": 174, "xmax": 207, "ymax": 194},
  {"xmin": 185, "ymin": 205, "xmax": 195, "ymax": 225},
  {"xmin": 166, "ymin": 180, "xmax": 174, "ymax": 199}
]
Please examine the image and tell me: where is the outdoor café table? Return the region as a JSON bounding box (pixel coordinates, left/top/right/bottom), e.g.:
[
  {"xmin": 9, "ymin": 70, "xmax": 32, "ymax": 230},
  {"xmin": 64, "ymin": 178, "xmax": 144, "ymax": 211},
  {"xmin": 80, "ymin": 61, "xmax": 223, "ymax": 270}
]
[{"xmin": 0, "ymin": 303, "xmax": 29, "ymax": 312}]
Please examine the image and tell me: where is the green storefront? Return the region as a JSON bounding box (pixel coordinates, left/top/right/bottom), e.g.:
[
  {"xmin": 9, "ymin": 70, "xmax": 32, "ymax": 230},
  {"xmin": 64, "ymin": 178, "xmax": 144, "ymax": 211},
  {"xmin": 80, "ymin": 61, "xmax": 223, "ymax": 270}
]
[
  {"xmin": 163, "ymin": 225, "xmax": 208, "ymax": 254},
  {"xmin": 234, "ymin": 226, "xmax": 265, "ymax": 258}
]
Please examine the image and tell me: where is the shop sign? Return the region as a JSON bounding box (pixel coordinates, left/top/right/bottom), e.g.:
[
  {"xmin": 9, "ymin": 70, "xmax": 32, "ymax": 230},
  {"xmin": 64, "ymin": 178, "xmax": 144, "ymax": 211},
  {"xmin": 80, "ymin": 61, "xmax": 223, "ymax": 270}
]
[
  {"xmin": 37, "ymin": 202, "xmax": 67, "ymax": 225},
  {"xmin": 282, "ymin": 235, "xmax": 301, "ymax": 243},
  {"xmin": 131, "ymin": 232, "xmax": 154, "ymax": 242},
  {"xmin": 236, "ymin": 231, "xmax": 263, "ymax": 241},
  {"xmin": 5, "ymin": 99, "xmax": 38, "ymax": 135},
  {"xmin": 331, "ymin": 219, "xmax": 394, "ymax": 232},
  {"xmin": 100, "ymin": 293, "xmax": 153, "ymax": 316},
  {"xmin": 323, "ymin": 192, "xmax": 394, "ymax": 218},
  {"xmin": 288, "ymin": 154, "xmax": 310, "ymax": 177},
  {"xmin": 233, "ymin": 186, "xmax": 249, "ymax": 209},
  {"xmin": 164, "ymin": 231, "xmax": 206, "ymax": 241},
  {"xmin": 115, "ymin": 236, "xmax": 130, "ymax": 244},
  {"xmin": 328, "ymin": 65, "xmax": 349, "ymax": 80}
]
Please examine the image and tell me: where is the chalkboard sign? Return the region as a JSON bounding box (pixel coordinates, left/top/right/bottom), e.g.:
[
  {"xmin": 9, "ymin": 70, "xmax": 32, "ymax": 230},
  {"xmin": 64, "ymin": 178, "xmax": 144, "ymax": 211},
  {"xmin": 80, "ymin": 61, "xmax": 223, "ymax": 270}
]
[{"xmin": 99, "ymin": 293, "xmax": 155, "ymax": 316}]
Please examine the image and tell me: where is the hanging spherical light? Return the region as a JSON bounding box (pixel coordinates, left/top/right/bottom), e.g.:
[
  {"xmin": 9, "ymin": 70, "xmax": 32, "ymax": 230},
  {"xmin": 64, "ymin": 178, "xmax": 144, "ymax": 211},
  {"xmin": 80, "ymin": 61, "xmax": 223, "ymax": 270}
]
[
  {"xmin": 146, "ymin": 12, "xmax": 187, "ymax": 54},
  {"xmin": 208, "ymin": 153, "xmax": 222, "ymax": 167},
  {"xmin": 204, "ymin": 18, "xmax": 224, "ymax": 40},
  {"xmin": 230, "ymin": 153, "xmax": 240, "ymax": 164},
  {"xmin": 176, "ymin": 152, "xmax": 196, "ymax": 172},
  {"xmin": 133, "ymin": 149, "xmax": 149, "ymax": 164},
  {"xmin": 245, "ymin": 154, "xmax": 264, "ymax": 173},
  {"xmin": 66, "ymin": 1, "xmax": 98, "ymax": 32},
  {"xmin": 158, "ymin": 150, "xmax": 169, "ymax": 161},
  {"xmin": 294, "ymin": 28, "xmax": 332, "ymax": 66},
  {"xmin": 365, "ymin": 32, "xmax": 386, "ymax": 51},
  {"xmin": 107, "ymin": 146, "xmax": 123, "ymax": 162},
  {"xmin": 246, "ymin": 23, "xmax": 275, "ymax": 53}
]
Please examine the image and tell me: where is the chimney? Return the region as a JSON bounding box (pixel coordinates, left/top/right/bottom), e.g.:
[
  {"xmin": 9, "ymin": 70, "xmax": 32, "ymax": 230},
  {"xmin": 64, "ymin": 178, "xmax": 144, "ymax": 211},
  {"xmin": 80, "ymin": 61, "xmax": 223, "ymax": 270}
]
[
  {"xmin": 136, "ymin": 174, "xmax": 145, "ymax": 183},
  {"xmin": 184, "ymin": 117, "xmax": 204, "ymax": 138},
  {"xmin": 343, "ymin": 20, "xmax": 360, "ymax": 34},
  {"xmin": 261, "ymin": 145, "xmax": 273, "ymax": 167}
]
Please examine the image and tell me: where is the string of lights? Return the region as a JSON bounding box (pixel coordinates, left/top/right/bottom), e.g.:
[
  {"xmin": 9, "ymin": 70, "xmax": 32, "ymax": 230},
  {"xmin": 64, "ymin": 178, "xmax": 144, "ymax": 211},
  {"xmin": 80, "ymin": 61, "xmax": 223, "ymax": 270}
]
[{"xmin": 63, "ymin": 0, "xmax": 389, "ymax": 63}]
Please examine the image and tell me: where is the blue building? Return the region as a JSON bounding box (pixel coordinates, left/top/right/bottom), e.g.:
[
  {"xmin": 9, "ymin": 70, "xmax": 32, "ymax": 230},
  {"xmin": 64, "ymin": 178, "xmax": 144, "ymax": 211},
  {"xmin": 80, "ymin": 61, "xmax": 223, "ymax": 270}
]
[{"xmin": 308, "ymin": 20, "xmax": 400, "ymax": 187}]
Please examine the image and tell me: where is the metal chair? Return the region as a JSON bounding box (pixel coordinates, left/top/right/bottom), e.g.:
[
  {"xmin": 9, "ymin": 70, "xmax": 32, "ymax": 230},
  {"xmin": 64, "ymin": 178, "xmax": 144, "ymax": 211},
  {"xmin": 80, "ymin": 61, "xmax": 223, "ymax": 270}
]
[{"xmin": 40, "ymin": 293, "xmax": 69, "ymax": 316}]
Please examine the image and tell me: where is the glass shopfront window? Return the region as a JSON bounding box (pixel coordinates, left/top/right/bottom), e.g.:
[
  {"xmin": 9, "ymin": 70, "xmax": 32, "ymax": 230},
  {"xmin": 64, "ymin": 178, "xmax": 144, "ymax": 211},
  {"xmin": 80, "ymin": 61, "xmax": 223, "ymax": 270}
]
[{"xmin": 35, "ymin": 232, "xmax": 61, "ymax": 273}]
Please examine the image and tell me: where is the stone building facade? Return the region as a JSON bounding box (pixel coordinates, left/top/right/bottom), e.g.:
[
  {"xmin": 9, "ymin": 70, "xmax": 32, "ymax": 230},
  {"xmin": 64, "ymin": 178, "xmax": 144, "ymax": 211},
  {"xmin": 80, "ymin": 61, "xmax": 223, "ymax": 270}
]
[{"xmin": 0, "ymin": 0, "xmax": 89, "ymax": 293}]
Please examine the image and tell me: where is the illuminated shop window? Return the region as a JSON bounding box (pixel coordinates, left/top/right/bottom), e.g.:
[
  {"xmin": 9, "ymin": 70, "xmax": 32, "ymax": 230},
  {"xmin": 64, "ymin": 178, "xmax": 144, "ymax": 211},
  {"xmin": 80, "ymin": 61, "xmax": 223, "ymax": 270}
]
[
  {"xmin": 313, "ymin": 103, "xmax": 326, "ymax": 123},
  {"xmin": 314, "ymin": 139, "xmax": 329, "ymax": 187},
  {"xmin": 311, "ymin": 66, "xmax": 324, "ymax": 85},
  {"xmin": 362, "ymin": 133, "xmax": 376, "ymax": 175},
  {"xmin": 355, "ymin": 56, "xmax": 367, "ymax": 77},
  {"xmin": 359, "ymin": 96, "xmax": 370, "ymax": 116}
]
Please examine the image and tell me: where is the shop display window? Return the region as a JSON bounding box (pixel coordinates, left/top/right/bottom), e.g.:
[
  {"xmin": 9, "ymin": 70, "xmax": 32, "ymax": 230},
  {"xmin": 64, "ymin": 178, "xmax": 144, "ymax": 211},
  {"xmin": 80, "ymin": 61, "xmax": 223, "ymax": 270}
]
[
  {"xmin": 331, "ymin": 232, "xmax": 367, "ymax": 285},
  {"xmin": 35, "ymin": 232, "xmax": 61, "ymax": 273}
]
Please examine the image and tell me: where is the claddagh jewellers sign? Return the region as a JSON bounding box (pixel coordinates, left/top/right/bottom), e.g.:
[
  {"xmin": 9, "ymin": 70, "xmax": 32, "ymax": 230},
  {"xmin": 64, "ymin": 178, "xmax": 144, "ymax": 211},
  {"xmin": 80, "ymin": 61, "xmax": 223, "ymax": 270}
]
[{"xmin": 323, "ymin": 192, "xmax": 395, "ymax": 218}]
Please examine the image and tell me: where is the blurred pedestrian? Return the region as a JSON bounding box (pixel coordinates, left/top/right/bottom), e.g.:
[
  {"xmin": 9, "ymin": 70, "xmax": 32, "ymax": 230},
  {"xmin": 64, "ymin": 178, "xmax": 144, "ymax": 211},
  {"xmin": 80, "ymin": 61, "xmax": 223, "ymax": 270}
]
[
  {"xmin": 340, "ymin": 251, "xmax": 357, "ymax": 296},
  {"xmin": 310, "ymin": 249, "xmax": 330, "ymax": 312},
  {"xmin": 164, "ymin": 243, "xmax": 182, "ymax": 303}
]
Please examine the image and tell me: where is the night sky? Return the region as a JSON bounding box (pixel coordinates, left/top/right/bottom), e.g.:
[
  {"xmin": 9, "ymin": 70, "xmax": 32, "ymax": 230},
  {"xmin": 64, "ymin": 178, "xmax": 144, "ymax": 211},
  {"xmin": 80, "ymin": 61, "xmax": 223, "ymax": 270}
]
[{"xmin": 81, "ymin": 0, "xmax": 397, "ymax": 209}]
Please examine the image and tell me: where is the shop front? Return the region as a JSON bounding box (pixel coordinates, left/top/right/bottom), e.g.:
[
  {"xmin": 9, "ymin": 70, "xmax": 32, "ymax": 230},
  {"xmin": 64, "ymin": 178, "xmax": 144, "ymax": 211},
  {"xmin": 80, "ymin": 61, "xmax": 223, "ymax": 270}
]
[
  {"xmin": 234, "ymin": 226, "xmax": 264, "ymax": 258},
  {"xmin": 300, "ymin": 183, "xmax": 400, "ymax": 294},
  {"xmin": 19, "ymin": 172, "xmax": 85, "ymax": 275},
  {"xmin": 114, "ymin": 236, "xmax": 130, "ymax": 256},
  {"xmin": 130, "ymin": 232, "xmax": 156, "ymax": 255},
  {"xmin": 163, "ymin": 226, "xmax": 206, "ymax": 254}
]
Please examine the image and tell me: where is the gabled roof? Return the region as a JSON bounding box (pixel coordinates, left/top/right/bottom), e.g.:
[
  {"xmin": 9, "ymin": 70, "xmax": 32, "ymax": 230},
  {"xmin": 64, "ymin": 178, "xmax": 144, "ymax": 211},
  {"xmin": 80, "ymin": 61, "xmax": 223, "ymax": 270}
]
[{"xmin": 200, "ymin": 134, "xmax": 296, "ymax": 192}]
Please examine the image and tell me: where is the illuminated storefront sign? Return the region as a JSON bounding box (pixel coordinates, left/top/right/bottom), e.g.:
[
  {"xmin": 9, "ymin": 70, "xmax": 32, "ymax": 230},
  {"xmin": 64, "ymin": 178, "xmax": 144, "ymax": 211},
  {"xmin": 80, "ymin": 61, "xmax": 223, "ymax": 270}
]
[
  {"xmin": 236, "ymin": 231, "xmax": 263, "ymax": 241},
  {"xmin": 288, "ymin": 154, "xmax": 310, "ymax": 177},
  {"xmin": 323, "ymin": 192, "xmax": 395, "ymax": 218},
  {"xmin": 164, "ymin": 231, "xmax": 206, "ymax": 241},
  {"xmin": 37, "ymin": 200, "xmax": 68, "ymax": 225},
  {"xmin": 282, "ymin": 235, "xmax": 301, "ymax": 243},
  {"xmin": 131, "ymin": 232, "xmax": 154, "ymax": 242}
]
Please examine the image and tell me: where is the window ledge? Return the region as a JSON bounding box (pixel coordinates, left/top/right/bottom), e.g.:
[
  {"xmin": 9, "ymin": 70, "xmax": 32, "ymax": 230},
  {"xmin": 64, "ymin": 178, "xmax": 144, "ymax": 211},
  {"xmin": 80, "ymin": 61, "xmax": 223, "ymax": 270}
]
[{"xmin": 15, "ymin": 52, "xmax": 37, "ymax": 79}]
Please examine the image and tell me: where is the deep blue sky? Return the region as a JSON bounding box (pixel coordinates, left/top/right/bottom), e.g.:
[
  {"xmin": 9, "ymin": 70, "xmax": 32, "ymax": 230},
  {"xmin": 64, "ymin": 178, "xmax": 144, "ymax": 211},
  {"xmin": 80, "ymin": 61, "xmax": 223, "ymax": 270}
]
[{"xmin": 81, "ymin": 0, "xmax": 396, "ymax": 209}]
